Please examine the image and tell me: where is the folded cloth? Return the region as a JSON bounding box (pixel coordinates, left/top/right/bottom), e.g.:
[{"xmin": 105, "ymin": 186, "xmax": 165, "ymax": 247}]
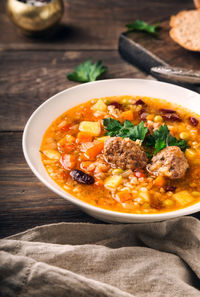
[{"xmin": 0, "ymin": 217, "xmax": 200, "ymax": 297}]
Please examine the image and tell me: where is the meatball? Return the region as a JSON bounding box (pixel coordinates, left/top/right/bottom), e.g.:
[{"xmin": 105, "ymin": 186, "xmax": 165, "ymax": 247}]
[
  {"xmin": 148, "ymin": 146, "xmax": 189, "ymax": 179},
  {"xmin": 103, "ymin": 137, "xmax": 148, "ymax": 170}
]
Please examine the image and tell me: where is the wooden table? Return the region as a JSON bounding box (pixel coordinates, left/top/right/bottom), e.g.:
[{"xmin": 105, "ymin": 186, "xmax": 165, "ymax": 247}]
[{"xmin": 0, "ymin": 0, "xmax": 195, "ymax": 238}]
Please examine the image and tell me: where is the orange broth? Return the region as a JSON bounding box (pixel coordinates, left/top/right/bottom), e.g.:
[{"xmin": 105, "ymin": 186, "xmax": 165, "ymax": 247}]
[{"xmin": 40, "ymin": 95, "xmax": 200, "ymax": 214}]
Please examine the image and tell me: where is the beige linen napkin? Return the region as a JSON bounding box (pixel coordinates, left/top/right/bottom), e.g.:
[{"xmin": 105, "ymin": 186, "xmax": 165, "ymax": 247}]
[{"xmin": 0, "ymin": 216, "xmax": 200, "ymax": 297}]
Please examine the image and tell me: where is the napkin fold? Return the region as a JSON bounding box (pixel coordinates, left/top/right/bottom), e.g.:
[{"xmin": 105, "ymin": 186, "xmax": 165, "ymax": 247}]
[{"xmin": 0, "ymin": 217, "xmax": 200, "ymax": 297}]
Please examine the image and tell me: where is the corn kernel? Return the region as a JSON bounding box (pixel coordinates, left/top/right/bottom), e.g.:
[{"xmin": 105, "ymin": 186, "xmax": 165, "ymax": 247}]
[
  {"xmin": 180, "ymin": 132, "xmax": 189, "ymax": 140},
  {"xmin": 143, "ymin": 202, "xmax": 150, "ymax": 208},
  {"xmin": 163, "ymin": 199, "xmax": 174, "ymax": 207},
  {"xmin": 147, "ymin": 114, "xmax": 154, "ymax": 121},
  {"xmin": 185, "ymin": 149, "xmax": 196, "ymax": 159},
  {"xmin": 104, "ymin": 98, "xmax": 111, "ymax": 105},
  {"xmin": 112, "ymin": 168, "xmax": 124, "ymax": 175},
  {"xmin": 121, "ymin": 98, "xmax": 130, "ymax": 105},
  {"xmin": 97, "ymin": 136, "xmax": 109, "ymax": 142},
  {"xmin": 154, "ymin": 115, "xmax": 163, "ymax": 123},
  {"xmin": 192, "ymin": 191, "xmax": 200, "ymax": 197}
]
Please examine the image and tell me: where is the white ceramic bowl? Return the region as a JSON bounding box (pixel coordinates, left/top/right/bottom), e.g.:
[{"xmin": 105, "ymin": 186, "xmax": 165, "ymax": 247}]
[{"xmin": 23, "ymin": 79, "xmax": 200, "ymax": 223}]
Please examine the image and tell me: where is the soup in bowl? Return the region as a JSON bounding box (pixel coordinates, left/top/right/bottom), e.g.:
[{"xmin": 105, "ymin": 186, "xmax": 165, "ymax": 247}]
[{"xmin": 23, "ymin": 79, "xmax": 200, "ymax": 222}]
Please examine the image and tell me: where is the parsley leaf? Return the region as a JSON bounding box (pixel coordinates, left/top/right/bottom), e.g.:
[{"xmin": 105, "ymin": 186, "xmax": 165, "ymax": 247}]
[
  {"xmin": 167, "ymin": 135, "xmax": 188, "ymax": 151},
  {"xmin": 102, "ymin": 118, "xmax": 148, "ymax": 141},
  {"xmin": 67, "ymin": 58, "xmax": 107, "ymax": 83},
  {"xmin": 146, "ymin": 124, "xmax": 188, "ymax": 154},
  {"xmin": 126, "ymin": 20, "xmax": 160, "ymax": 35},
  {"xmin": 102, "ymin": 119, "xmax": 188, "ymax": 154},
  {"xmin": 102, "ymin": 118, "xmax": 122, "ymax": 136},
  {"xmin": 153, "ymin": 125, "xmax": 170, "ymax": 153}
]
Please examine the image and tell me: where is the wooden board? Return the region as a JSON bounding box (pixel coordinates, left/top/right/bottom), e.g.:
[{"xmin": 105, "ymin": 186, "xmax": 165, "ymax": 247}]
[
  {"xmin": 119, "ymin": 20, "xmax": 200, "ymax": 88},
  {"xmin": 0, "ymin": 0, "xmax": 194, "ymax": 51}
]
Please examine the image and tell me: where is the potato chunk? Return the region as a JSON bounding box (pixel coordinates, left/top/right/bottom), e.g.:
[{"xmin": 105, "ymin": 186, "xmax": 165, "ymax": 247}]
[
  {"xmin": 104, "ymin": 175, "xmax": 122, "ymax": 189},
  {"xmin": 43, "ymin": 149, "xmax": 61, "ymax": 160},
  {"xmin": 79, "ymin": 121, "xmax": 101, "ymax": 136},
  {"xmin": 92, "ymin": 99, "xmax": 107, "ymax": 112},
  {"xmin": 173, "ymin": 191, "xmax": 194, "ymax": 206}
]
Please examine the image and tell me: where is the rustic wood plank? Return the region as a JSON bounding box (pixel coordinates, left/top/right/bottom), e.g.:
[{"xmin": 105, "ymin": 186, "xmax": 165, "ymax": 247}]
[
  {"xmin": 0, "ymin": 50, "xmax": 147, "ymax": 131},
  {"xmin": 0, "ymin": 132, "xmax": 101, "ymax": 238},
  {"xmin": 119, "ymin": 20, "xmax": 200, "ymax": 73},
  {"xmin": 0, "ymin": 0, "xmax": 194, "ymax": 50}
]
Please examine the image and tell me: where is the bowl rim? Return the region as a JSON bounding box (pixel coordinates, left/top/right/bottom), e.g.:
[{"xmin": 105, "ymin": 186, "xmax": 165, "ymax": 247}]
[{"xmin": 22, "ymin": 78, "xmax": 200, "ymax": 220}]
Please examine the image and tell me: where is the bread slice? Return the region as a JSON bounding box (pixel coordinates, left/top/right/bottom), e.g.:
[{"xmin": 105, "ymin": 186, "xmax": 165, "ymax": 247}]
[
  {"xmin": 194, "ymin": 0, "xmax": 200, "ymax": 9},
  {"xmin": 169, "ymin": 10, "xmax": 200, "ymax": 51}
]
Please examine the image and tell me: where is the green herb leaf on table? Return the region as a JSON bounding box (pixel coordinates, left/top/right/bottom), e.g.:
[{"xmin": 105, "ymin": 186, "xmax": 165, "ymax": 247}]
[
  {"xmin": 102, "ymin": 118, "xmax": 148, "ymax": 141},
  {"xmin": 126, "ymin": 20, "xmax": 160, "ymax": 35},
  {"xmin": 67, "ymin": 58, "xmax": 107, "ymax": 83}
]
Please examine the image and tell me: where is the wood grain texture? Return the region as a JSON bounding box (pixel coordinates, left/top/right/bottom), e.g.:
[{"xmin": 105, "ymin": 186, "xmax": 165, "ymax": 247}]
[
  {"xmin": 1, "ymin": 0, "xmax": 199, "ymax": 238},
  {"xmin": 0, "ymin": 0, "xmax": 194, "ymax": 50},
  {"xmin": 0, "ymin": 50, "xmax": 146, "ymax": 131},
  {"xmin": 119, "ymin": 20, "xmax": 200, "ymax": 73}
]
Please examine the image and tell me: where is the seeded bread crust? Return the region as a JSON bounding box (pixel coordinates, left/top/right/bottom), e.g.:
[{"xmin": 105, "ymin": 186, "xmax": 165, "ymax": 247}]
[{"xmin": 169, "ymin": 10, "xmax": 200, "ymax": 52}]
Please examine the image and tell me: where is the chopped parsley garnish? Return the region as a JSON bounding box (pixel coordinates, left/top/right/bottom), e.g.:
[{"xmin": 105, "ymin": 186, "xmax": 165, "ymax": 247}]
[
  {"xmin": 102, "ymin": 118, "xmax": 148, "ymax": 141},
  {"xmin": 103, "ymin": 119, "xmax": 188, "ymax": 155},
  {"xmin": 67, "ymin": 58, "xmax": 107, "ymax": 83},
  {"xmin": 126, "ymin": 20, "xmax": 160, "ymax": 35},
  {"xmin": 145, "ymin": 124, "xmax": 188, "ymax": 154}
]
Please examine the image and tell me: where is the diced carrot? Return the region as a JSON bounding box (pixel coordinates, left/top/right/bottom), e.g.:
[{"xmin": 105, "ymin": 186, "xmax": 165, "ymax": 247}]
[
  {"xmin": 77, "ymin": 132, "xmax": 93, "ymax": 144},
  {"xmin": 134, "ymin": 170, "xmax": 145, "ymax": 178},
  {"xmin": 85, "ymin": 142, "xmax": 104, "ymax": 159},
  {"xmin": 95, "ymin": 180, "xmax": 104, "ymax": 187},
  {"xmin": 58, "ymin": 135, "xmax": 76, "ymax": 153},
  {"xmin": 117, "ymin": 190, "xmax": 133, "ymax": 202},
  {"xmin": 60, "ymin": 154, "xmax": 76, "ymax": 170},
  {"xmin": 63, "ymin": 143, "xmax": 75, "ymax": 153},
  {"xmin": 122, "ymin": 110, "xmax": 134, "ymax": 121},
  {"xmin": 153, "ymin": 176, "xmax": 166, "ymax": 187},
  {"xmin": 60, "ymin": 123, "xmax": 71, "ymax": 132}
]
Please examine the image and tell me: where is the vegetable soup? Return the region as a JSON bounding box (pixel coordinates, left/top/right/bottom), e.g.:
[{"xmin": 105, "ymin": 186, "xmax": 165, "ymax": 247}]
[{"xmin": 40, "ymin": 96, "xmax": 200, "ymax": 214}]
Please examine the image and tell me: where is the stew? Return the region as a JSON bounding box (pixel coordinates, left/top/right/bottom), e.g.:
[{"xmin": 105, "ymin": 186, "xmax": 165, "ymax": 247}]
[{"xmin": 40, "ymin": 95, "xmax": 200, "ymax": 214}]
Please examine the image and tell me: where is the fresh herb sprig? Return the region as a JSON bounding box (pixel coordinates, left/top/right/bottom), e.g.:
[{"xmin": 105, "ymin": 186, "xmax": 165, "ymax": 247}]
[
  {"xmin": 102, "ymin": 118, "xmax": 148, "ymax": 141},
  {"xmin": 67, "ymin": 58, "xmax": 107, "ymax": 83},
  {"xmin": 126, "ymin": 20, "xmax": 160, "ymax": 35},
  {"xmin": 103, "ymin": 118, "xmax": 188, "ymax": 154},
  {"xmin": 144, "ymin": 125, "xmax": 188, "ymax": 153}
]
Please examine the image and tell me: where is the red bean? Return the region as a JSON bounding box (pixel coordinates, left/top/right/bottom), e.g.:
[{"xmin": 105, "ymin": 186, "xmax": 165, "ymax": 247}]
[
  {"xmin": 135, "ymin": 99, "xmax": 145, "ymax": 105},
  {"xmin": 109, "ymin": 102, "xmax": 122, "ymax": 109},
  {"xmin": 188, "ymin": 117, "xmax": 199, "ymax": 127},
  {"xmin": 160, "ymin": 108, "xmax": 176, "ymax": 114},
  {"xmin": 165, "ymin": 186, "xmax": 176, "ymax": 192},
  {"xmin": 70, "ymin": 170, "xmax": 95, "ymax": 185},
  {"xmin": 162, "ymin": 113, "xmax": 182, "ymax": 122}
]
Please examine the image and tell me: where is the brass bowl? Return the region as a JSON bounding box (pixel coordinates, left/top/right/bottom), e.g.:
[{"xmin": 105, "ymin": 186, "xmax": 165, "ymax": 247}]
[{"xmin": 7, "ymin": 0, "xmax": 64, "ymax": 35}]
